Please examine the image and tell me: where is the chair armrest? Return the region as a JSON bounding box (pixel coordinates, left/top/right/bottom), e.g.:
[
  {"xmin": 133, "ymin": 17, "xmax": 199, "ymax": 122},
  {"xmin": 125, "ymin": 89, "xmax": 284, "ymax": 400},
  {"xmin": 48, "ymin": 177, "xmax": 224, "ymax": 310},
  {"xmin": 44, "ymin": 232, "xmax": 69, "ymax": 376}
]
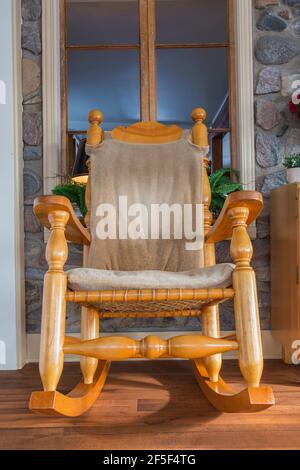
[
  {"xmin": 33, "ymin": 195, "xmax": 91, "ymax": 245},
  {"xmin": 205, "ymin": 191, "xmax": 263, "ymax": 244}
]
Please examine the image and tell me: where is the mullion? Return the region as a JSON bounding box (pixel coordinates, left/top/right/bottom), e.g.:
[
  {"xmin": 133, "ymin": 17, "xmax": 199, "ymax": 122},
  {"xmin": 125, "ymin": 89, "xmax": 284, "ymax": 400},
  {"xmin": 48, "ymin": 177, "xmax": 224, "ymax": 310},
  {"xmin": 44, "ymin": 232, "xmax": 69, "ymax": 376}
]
[
  {"xmin": 66, "ymin": 44, "xmax": 140, "ymax": 50},
  {"xmin": 156, "ymin": 43, "xmax": 229, "ymax": 49}
]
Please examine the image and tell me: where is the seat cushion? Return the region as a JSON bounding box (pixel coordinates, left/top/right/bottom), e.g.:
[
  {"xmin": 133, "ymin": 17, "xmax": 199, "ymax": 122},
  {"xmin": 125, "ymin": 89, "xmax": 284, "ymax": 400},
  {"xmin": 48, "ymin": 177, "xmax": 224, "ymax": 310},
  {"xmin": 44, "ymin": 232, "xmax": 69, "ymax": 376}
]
[{"xmin": 67, "ymin": 263, "xmax": 235, "ymax": 292}]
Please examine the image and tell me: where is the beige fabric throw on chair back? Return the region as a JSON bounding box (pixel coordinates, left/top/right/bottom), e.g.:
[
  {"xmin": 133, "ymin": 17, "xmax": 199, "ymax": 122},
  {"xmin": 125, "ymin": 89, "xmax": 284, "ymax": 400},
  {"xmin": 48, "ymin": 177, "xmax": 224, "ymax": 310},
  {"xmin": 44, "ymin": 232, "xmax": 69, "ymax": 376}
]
[{"xmin": 86, "ymin": 134, "xmax": 205, "ymax": 272}]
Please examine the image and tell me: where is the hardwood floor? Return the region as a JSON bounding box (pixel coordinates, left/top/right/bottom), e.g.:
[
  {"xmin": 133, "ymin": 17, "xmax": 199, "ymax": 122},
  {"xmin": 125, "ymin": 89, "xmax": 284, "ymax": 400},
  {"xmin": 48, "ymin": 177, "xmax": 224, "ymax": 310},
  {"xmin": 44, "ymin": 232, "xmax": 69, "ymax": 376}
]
[{"xmin": 0, "ymin": 360, "xmax": 300, "ymax": 450}]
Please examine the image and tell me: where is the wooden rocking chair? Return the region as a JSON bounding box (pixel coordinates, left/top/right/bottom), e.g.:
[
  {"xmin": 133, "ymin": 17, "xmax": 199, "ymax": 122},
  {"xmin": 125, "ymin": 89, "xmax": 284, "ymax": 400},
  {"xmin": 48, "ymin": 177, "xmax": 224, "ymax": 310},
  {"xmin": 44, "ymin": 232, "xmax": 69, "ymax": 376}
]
[{"xmin": 29, "ymin": 108, "xmax": 275, "ymax": 417}]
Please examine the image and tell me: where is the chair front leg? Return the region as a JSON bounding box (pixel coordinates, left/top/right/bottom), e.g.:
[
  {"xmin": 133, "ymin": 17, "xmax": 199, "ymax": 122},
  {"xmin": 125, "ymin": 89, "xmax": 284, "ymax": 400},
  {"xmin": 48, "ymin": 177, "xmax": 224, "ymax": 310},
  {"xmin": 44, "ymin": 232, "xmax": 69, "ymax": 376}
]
[
  {"xmin": 228, "ymin": 207, "xmax": 263, "ymax": 388},
  {"xmin": 39, "ymin": 210, "xmax": 69, "ymax": 392}
]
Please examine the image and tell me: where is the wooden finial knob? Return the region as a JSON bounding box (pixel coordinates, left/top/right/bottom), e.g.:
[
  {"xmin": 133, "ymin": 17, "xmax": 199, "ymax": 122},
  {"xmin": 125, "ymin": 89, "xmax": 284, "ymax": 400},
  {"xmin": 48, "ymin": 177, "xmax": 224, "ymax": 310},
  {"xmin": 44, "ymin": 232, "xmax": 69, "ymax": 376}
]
[
  {"xmin": 88, "ymin": 109, "xmax": 103, "ymax": 125},
  {"xmin": 191, "ymin": 107, "xmax": 206, "ymax": 123}
]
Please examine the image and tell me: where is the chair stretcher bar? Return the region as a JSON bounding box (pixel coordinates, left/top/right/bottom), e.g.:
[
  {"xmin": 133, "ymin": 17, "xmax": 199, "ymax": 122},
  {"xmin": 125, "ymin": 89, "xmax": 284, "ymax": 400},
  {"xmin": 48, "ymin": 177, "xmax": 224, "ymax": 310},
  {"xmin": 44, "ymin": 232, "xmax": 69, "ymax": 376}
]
[
  {"xmin": 63, "ymin": 334, "xmax": 238, "ymax": 360},
  {"xmin": 66, "ymin": 288, "xmax": 235, "ymax": 304}
]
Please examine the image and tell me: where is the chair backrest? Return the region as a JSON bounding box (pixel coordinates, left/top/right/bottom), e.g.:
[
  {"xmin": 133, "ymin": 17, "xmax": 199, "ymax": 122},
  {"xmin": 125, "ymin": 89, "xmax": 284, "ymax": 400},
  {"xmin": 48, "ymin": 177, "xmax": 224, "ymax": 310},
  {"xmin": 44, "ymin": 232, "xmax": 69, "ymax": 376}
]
[{"xmin": 84, "ymin": 108, "xmax": 213, "ymax": 271}]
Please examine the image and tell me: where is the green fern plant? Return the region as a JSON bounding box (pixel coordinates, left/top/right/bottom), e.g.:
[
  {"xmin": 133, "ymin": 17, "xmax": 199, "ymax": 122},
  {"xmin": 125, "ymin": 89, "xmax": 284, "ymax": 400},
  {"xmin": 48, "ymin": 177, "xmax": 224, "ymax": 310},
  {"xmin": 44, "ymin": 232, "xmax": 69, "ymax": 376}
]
[
  {"xmin": 283, "ymin": 154, "xmax": 300, "ymax": 169},
  {"xmin": 209, "ymin": 168, "xmax": 242, "ymax": 215},
  {"xmin": 52, "ymin": 182, "xmax": 87, "ymax": 217}
]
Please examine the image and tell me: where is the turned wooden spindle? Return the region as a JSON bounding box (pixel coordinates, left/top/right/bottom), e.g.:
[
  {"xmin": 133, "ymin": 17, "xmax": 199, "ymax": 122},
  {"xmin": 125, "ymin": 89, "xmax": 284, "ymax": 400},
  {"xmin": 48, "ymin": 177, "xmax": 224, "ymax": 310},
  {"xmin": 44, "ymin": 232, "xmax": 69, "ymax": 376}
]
[
  {"xmin": 191, "ymin": 108, "xmax": 222, "ymax": 383},
  {"xmin": 80, "ymin": 306, "xmax": 100, "ymax": 384},
  {"xmin": 191, "ymin": 108, "xmax": 213, "ymax": 242},
  {"xmin": 63, "ymin": 334, "xmax": 238, "ymax": 361},
  {"xmin": 87, "ymin": 109, "xmax": 103, "ymax": 145},
  {"xmin": 228, "ymin": 206, "xmax": 263, "ymax": 388},
  {"xmin": 80, "ymin": 244, "xmax": 100, "ymax": 385},
  {"xmin": 79, "ymin": 110, "xmax": 104, "ymax": 383},
  {"xmin": 85, "ymin": 109, "xmax": 104, "ymax": 229},
  {"xmin": 39, "ymin": 210, "xmax": 69, "ymax": 392}
]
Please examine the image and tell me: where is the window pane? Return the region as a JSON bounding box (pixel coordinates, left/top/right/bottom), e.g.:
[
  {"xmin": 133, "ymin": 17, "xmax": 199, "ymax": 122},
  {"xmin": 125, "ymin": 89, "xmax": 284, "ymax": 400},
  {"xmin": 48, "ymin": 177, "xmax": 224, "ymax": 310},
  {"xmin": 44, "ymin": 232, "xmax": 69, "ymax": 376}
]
[
  {"xmin": 157, "ymin": 48, "xmax": 228, "ymax": 128},
  {"xmin": 156, "ymin": 0, "xmax": 228, "ymax": 44},
  {"xmin": 222, "ymin": 132, "xmax": 231, "ymax": 167},
  {"xmin": 66, "ymin": 0, "xmax": 139, "ymax": 45},
  {"xmin": 67, "ymin": 50, "xmax": 140, "ymax": 130},
  {"xmin": 210, "ymin": 131, "xmax": 231, "ymax": 170}
]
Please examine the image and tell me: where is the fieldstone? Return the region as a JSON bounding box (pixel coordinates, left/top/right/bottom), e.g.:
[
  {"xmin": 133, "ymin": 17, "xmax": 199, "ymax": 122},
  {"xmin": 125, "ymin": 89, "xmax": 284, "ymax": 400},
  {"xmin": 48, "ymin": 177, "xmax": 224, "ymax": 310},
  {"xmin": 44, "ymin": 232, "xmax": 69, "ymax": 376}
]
[
  {"xmin": 284, "ymin": 127, "xmax": 300, "ymax": 153},
  {"xmin": 23, "ymin": 112, "xmax": 42, "ymax": 146},
  {"xmin": 23, "ymin": 169, "xmax": 42, "ymax": 201},
  {"xmin": 256, "ymin": 99, "xmax": 279, "ymax": 130},
  {"xmin": 25, "ymin": 267, "xmax": 47, "ymax": 281},
  {"xmin": 67, "ymin": 243, "xmax": 84, "ymax": 268},
  {"xmin": 26, "ymin": 306, "xmax": 42, "ymax": 333},
  {"xmin": 291, "ymin": 17, "xmax": 300, "ymax": 34},
  {"xmin": 65, "ymin": 304, "xmax": 81, "ymax": 333},
  {"xmin": 255, "ymin": 264, "xmax": 271, "ymax": 282},
  {"xmin": 22, "ymin": 0, "xmax": 42, "ymax": 21},
  {"xmin": 24, "ymin": 236, "xmax": 45, "ymax": 268},
  {"xmin": 23, "ymin": 145, "xmax": 42, "ymax": 161},
  {"xmin": 219, "ymin": 304, "xmax": 235, "ymax": 331},
  {"xmin": 255, "ymin": 0, "xmax": 279, "ymax": 8},
  {"xmin": 256, "ymin": 216, "xmax": 270, "ymax": 239},
  {"xmin": 260, "ymin": 197, "xmax": 271, "ymax": 218},
  {"xmin": 256, "ymin": 130, "xmax": 280, "ymax": 167},
  {"xmin": 216, "ymin": 240, "xmax": 231, "ymax": 264},
  {"xmin": 276, "ymin": 121, "xmax": 289, "ymax": 137},
  {"xmin": 256, "ymin": 12, "xmax": 287, "ymax": 31},
  {"xmin": 278, "ymin": 9, "xmax": 292, "ymax": 20},
  {"xmin": 257, "ymin": 289, "xmax": 271, "ymax": 309},
  {"xmin": 252, "ymin": 238, "xmax": 270, "ymax": 267},
  {"xmin": 281, "ymin": 73, "xmax": 300, "ymax": 96},
  {"xmin": 21, "ymin": 21, "xmax": 41, "ymax": 55},
  {"xmin": 292, "ymin": 4, "xmax": 300, "ymax": 16},
  {"xmin": 22, "ymin": 58, "xmax": 40, "ymax": 97},
  {"xmin": 23, "ymin": 94, "xmax": 42, "ymax": 105},
  {"xmin": 255, "ymin": 36, "xmax": 298, "ymax": 64},
  {"xmin": 284, "ymin": 0, "xmax": 300, "ymax": 6},
  {"xmin": 261, "ymin": 171, "xmax": 287, "ymax": 196},
  {"xmin": 24, "ymin": 206, "xmax": 41, "ymax": 233},
  {"xmin": 281, "ymin": 102, "xmax": 300, "ymax": 127},
  {"xmin": 25, "ymin": 281, "xmax": 41, "ymax": 306},
  {"xmin": 256, "ymin": 67, "xmax": 281, "ymax": 94}
]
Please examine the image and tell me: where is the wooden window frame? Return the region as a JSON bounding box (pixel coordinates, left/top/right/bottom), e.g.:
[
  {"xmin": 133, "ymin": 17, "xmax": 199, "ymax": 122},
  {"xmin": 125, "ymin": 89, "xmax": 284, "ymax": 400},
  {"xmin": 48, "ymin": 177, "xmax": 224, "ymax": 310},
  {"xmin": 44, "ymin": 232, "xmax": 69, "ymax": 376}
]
[
  {"xmin": 60, "ymin": 0, "xmax": 237, "ymax": 173},
  {"xmin": 42, "ymin": 0, "xmax": 255, "ymax": 201}
]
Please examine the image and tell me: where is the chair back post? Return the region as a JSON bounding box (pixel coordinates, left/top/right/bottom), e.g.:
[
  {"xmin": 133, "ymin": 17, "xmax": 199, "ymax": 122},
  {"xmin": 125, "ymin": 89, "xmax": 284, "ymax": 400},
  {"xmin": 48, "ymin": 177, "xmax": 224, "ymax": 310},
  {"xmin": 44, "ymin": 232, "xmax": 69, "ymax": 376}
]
[
  {"xmin": 85, "ymin": 109, "xmax": 104, "ymax": 229},
  {"xmin": 191, "ymin": 108, "xmax": 213, "ymax": 235}
]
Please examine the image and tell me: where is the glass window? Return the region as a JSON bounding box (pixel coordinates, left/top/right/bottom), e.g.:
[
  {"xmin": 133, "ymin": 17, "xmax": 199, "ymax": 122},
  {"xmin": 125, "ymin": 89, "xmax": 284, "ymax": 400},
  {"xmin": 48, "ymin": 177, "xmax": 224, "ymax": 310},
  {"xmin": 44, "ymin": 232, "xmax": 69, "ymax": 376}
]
[
  {"xmin": 66, "ymin": 0, "xmax": 139, "ymax": 46},
  {"xmin": 156, "ymin": 0, "xmax": 228, "ymax": 44},
  {"xmin": 157, "ymin": 48, "xmax": 228, "ymax": 128},
  {"xmin": 67, "ymin": 50, "xmax": 140, "ymax": 130},
  {"xmin": 63, "ymin": 0, "xmax": 234, "ymax": 171}
]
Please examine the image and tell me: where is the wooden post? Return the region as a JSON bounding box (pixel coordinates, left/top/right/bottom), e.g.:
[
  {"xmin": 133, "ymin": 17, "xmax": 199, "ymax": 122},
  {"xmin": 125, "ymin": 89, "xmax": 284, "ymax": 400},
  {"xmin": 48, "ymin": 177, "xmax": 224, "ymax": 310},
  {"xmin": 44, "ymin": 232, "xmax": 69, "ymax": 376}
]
[
  {"xmin": 39, "ymin": 210, "xmax": 69, "ymax": 391},
  {"xmin": 79, "ymin": 110, "xmax": 104, "ymax": 383},
  {"xmin": 191, "ymin": 108, "xmax": 222, "ymax": 383},
  {"xmin": 139, "ymin": 0, "xmax": 157, "ymax": 121},
  {"xmin": 228, "ymin": 206, "xmax": 263, "ymax": 388},
  {"xmin": 85, "ymin": 109, "xmax": 103, "ymax": 229},
  {"xmin": 80, "ymin": 245, "xmax": 99, "ymax": 384}
]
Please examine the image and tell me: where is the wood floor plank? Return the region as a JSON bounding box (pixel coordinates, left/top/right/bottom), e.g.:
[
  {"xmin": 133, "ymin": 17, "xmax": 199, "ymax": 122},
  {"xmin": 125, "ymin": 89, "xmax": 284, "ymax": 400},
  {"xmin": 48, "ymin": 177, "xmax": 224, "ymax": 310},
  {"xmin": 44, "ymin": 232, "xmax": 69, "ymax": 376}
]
[{"xmin": 0, "ymin": 360, "xmax": 300, "ymax": 449}]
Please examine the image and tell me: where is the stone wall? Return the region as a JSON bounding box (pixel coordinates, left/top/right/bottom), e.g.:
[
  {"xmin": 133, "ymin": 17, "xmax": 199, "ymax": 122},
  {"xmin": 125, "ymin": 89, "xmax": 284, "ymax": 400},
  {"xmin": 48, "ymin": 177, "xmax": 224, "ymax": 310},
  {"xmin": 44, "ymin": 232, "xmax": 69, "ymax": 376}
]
[
  {"xmin": 22, "ymin": 0, "xmax": 82, "ymax": 334},
  {"xmin": 251, "ymin": 0, "xmax": 300, "ymax": 330},
  {"xmin": 23, "ymin": 0, "xmax": 300, "ymax": 334},
  {"xmin": 22, "ymin": 0, "xmax": 44, "ymax": 333}
]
